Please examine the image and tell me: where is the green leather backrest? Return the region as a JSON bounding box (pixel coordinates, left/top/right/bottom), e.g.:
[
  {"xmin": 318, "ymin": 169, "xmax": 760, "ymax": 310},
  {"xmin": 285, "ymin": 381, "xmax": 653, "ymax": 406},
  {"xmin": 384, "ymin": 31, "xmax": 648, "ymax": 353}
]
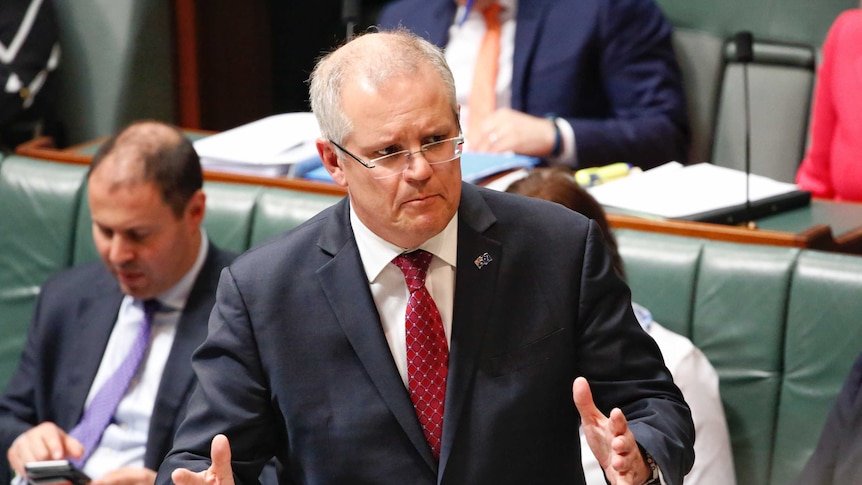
[
  {"xmin": 693, "ymin": 242, "xmax": 798, "ymax": 485},
  {"xmin": 618, "ymin": 229, "xmax": 862, "ymax": 485},
  {"xmin": 201, "ymin": 182, "xmax": 263, "ymax": 254},
  {"xmin": 615, "ymin": 230, "xmax": 702, "ymax": 337},
  {"xmin": 250, "ymin": 188, "xmax": 343, "ymax": 247},
  {"xmin": 0, "ymin": 156, "xmax": 88, "ymax": 386},
  {"xmin": 72, "ymin": 183, "xmax": 98, "ymax": 266},
  {"xmin": 770, "ymin": 251, "xmax": 862, "ymax": 485}
]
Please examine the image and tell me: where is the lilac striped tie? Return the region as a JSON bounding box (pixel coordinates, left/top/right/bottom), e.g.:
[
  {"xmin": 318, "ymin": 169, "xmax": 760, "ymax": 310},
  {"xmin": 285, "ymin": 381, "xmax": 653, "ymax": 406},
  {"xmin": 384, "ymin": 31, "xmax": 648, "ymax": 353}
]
[{"xmin": 69, "ymin": 299, "xmax": 159, "ymax": 467}]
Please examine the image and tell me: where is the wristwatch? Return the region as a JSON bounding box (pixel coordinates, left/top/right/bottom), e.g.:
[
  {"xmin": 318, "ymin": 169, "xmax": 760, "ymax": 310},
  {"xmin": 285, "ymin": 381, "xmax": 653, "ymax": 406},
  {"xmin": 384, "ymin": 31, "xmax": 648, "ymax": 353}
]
[{"xmin": 642, "ymin": 449, "xmax": 661, "ymax": 485}]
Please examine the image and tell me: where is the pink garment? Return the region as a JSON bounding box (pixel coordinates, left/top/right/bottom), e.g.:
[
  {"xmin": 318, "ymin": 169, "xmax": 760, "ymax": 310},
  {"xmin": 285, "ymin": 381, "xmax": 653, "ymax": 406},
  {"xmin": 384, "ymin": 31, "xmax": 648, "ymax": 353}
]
[{"xmin": 796, "ymin": 9, "xmax": 862, "ymax": 201}]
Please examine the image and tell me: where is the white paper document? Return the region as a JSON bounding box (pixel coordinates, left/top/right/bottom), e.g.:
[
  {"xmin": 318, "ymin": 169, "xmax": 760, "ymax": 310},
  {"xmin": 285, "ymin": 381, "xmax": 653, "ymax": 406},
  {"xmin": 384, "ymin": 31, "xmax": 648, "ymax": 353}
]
[
  {"xmin": 193, "ymin": 112, "xmax": 322, "ymax": 177},
  {"xmin": 587, "ymin": 162, "xmax": 807, "ymax": 220}
]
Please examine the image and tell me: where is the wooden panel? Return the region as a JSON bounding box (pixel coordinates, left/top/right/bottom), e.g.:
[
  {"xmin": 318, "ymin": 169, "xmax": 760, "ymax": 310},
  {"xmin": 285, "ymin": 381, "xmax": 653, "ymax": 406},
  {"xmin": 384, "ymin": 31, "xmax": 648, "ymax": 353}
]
[{"xmin": 173, "ymin": 0, "xmax": 273, "ymax": 131}]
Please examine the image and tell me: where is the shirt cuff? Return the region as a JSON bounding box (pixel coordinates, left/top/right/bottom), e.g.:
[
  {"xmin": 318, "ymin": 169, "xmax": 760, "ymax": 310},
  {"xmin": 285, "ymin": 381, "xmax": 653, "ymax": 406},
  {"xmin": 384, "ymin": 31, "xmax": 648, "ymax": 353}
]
[{"xmin": 546, "ymin": 117, "xmax": 576, "ymax": 167}]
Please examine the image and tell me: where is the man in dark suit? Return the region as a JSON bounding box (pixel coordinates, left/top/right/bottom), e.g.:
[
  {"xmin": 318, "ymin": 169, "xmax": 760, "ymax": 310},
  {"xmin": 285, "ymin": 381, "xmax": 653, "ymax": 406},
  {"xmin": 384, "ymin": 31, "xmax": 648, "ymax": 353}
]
[
  {"xmin": 792, "ymin": 351, "xmax": 862, "ymax": 484},
  {"xmin": 159, "ymin": 31, "xmax": 693, "ymax": 485},
  {"xmin": 0, "ymin": 121, "xmax": 234, "ymax": 485},
  {"xmin": 378, "ymin": 0, "xmax": 689, "ymax": 170}
]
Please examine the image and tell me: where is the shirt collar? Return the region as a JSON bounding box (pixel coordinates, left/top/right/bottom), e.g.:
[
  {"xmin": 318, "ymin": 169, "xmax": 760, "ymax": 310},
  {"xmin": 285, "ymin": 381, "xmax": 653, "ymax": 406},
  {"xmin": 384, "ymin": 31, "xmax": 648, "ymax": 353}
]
[
  {"xmin": 350, "ymin": 203, "xmax": 458, "ymax": 283},
  {"xmin": 456, "ymin": 0, "xmax": 517, "ymax": 25},
  {"xmin": 149, "ymin": 229, "xmax": 209, "ymax": 312}
]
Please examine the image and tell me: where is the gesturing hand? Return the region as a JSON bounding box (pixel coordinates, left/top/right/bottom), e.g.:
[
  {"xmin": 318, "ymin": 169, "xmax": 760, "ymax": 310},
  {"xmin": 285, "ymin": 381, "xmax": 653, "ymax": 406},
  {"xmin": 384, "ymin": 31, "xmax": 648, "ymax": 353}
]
[
  {"xmin": 573, "ymin": 377, "xmax": 652, "ymax": 485},
  {"xmin": 171, "ymin": 434, "xmax": 235, "ymax": 485}
]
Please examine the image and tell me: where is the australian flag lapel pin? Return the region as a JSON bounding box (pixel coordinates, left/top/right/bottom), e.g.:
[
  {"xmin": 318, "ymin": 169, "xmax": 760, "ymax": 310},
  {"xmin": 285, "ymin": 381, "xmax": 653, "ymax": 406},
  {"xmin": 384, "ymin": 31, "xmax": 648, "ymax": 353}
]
[{"xmin": 474, "ymin": 252, "xmax": 493, "ymax": 269}]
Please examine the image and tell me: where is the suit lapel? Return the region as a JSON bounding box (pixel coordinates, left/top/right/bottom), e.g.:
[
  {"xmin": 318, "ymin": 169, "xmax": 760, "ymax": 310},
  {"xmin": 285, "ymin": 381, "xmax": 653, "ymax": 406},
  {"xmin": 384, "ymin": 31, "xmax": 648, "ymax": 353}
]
[
  {"xmin": 439, "ymin": 185, "xmax": 501, "ymax": 477},
  {"xmin": 66, "ymin": 273, "xmax": 123, "ymax": 428},
  {"xmin": 316, "ymin": 200, "xmax": 439, "ymax": 471}
]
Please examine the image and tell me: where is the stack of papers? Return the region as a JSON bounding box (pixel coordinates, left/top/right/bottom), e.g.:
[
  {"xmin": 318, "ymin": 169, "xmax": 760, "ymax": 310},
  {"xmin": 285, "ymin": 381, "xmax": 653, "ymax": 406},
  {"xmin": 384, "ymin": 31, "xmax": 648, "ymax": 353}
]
[
  {"xmin": 588, "ymin": 162, "xmax": 810, "ymax": 224},
  {"xmin": 193, "ymin": 113, "xmax": 322, "ymax": 177}
]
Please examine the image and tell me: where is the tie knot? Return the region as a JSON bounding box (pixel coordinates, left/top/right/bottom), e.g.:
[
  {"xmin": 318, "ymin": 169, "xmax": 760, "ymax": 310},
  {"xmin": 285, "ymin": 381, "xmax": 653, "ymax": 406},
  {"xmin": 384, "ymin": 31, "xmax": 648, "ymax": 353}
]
[
  {"xmin": 482, "ymin": 3, "xmax": 502, "ymax": 26},
  {"xmin": 142, "ymin": 299, "xmax": 161, "ymax": 322},
  {"xmin": 393, "ymin": 250, "xmax": 433, "ymax": 292}
]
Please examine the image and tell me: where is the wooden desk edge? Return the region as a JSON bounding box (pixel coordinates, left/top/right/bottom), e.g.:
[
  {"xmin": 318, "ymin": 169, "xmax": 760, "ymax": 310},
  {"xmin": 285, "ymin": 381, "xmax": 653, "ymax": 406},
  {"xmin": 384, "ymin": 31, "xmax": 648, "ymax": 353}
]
[
  {"xmin": 607, "ymin": 213, "xmax": 831, "ymax": 249},
  {"xmin": 15, "ymin": 135, "xmax": 348, "ymax": 197}
]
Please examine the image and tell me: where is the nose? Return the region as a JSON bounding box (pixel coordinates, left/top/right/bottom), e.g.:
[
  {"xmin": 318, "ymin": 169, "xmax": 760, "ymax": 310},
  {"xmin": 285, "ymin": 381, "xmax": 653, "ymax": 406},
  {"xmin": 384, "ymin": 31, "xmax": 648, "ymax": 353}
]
[
  {"xmin": 402, "ymin": 150, "xmax": 434, "ymax": 180},
  {"xmin": 107, "ymin": 235, "xmax": 135, "ymax": 266}
]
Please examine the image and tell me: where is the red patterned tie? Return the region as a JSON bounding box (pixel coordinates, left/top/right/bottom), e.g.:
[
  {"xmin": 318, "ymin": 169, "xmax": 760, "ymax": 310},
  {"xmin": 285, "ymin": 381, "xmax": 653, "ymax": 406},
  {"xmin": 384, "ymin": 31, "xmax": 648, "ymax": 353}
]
[{"xmin": 392, "ymin": 250, "xmax": 448, "ymax": 459}]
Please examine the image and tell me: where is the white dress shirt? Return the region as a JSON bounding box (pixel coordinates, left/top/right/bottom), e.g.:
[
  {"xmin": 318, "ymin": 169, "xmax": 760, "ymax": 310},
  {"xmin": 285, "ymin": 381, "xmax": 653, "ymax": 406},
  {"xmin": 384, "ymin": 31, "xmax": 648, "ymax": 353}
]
[{"xmin": 350, "ymin": 204, "xmax": 458, "ymax": 386}]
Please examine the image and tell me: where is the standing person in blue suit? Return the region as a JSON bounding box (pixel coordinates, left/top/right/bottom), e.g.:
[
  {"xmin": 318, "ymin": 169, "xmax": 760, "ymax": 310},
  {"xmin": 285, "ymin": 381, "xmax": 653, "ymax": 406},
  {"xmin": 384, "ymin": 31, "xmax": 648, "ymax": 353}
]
[
  {"xmin": 378, "ymin": 0, "xmax": 690, "ymax": 170},
  {"xmin": 0, "ymin": 121, "xmax": 235, "ymax": 485},
  {"xmin": 157, "ymin": 30, "xmax": 693, "ymax": 485}
]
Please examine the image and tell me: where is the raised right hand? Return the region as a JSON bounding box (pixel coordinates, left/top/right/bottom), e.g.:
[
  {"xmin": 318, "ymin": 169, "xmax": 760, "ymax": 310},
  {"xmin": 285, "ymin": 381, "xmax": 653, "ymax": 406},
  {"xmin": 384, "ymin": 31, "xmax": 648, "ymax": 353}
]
[
  {"xmin": 171, "ymin": 434, "xmax": 235, "ymax": 485},
  {"xmin": 7, "ymin": 422, "xmax": 84, "ymax": 477}
]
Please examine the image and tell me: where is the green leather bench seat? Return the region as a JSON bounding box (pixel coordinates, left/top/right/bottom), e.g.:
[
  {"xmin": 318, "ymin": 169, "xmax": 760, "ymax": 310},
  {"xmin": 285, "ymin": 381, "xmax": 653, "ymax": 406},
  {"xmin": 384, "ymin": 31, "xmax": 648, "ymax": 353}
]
[
  {"xmin": 616, "ymin": 229, "xmax": 862, "ymax": 485},
  {"xmin": 0, "ymin": 157, "xmax": 89, "ymax": 382}
]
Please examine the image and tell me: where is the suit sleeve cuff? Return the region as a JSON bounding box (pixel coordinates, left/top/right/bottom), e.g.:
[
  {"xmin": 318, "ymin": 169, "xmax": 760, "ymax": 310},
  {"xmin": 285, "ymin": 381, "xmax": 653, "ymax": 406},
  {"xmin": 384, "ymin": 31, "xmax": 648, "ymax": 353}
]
[{"xmin": 546, "ymin": 117, "xmax": 577, "ymax": 167}]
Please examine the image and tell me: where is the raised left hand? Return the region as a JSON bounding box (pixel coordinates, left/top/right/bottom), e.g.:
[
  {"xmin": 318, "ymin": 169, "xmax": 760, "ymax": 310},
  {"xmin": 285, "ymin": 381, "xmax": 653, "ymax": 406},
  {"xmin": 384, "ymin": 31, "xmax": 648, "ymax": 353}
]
[{"xmin": 573, "ymin": 377, "xmax": 652, "ymax": 485}]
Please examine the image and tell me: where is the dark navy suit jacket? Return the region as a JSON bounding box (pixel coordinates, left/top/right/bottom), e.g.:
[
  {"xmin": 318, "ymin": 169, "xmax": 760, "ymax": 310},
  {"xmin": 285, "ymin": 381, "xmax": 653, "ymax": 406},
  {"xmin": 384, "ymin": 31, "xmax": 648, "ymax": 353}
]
[
  {"xmin": 379, "ymin": 0, "xmax": 689, "ymax": 169},
  {"xmin": 158, "ymin": 185, "xmax": 694, "ymax": 485},
  {"xmin": 0, "ymin": 243, "xmax": 235, "ymax": 482}
]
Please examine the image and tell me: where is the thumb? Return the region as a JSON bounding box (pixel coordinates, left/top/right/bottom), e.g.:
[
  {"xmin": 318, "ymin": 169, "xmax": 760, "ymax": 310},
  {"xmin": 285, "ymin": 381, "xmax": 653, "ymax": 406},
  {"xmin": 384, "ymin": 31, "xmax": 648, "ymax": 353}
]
[
  {"xmin": 209, "ymin": 434, "xmax": 234, "ymax": 481},
  {"xmin": 572, "ymin": 377, "xmax": 602, "ymax": 423}
]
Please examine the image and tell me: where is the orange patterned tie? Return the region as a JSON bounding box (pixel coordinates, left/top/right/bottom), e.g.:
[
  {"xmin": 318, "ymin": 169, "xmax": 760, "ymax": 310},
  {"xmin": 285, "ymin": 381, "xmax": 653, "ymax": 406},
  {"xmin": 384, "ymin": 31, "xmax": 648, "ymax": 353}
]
[
  {"xmin": 392, "ymin": 250, "xmax": 448, "ymax": 460},
  {"xmin": 468, "ymin": 3, "xmax": 502, "ymax": 141}
]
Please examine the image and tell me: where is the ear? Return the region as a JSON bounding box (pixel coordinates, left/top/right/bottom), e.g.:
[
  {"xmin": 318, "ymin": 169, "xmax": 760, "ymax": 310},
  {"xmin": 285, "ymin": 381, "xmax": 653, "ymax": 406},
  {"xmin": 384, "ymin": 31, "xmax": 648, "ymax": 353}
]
[
  {"xmin": 185, "ymin": 189, "xmax": 206, "ymax": 226},
  {"xmin": 317, "ymin": 138, "xmax": 348, "ymax": 187}
]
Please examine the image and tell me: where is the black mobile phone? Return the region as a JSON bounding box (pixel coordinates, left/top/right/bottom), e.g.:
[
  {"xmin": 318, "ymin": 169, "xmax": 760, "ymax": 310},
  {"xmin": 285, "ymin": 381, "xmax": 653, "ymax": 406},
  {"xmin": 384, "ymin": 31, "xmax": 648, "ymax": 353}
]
[{"xmin": 24, "ymin": 460, "xmax": 91, "ymax": 485}]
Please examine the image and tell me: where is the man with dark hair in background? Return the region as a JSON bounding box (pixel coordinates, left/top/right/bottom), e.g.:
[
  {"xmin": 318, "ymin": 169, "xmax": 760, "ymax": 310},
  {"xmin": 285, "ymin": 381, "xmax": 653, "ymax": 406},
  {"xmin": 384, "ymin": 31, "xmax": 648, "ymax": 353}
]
[{"xmin": 0, "ymin": 121, "xmax": 235, "ymax": 485}]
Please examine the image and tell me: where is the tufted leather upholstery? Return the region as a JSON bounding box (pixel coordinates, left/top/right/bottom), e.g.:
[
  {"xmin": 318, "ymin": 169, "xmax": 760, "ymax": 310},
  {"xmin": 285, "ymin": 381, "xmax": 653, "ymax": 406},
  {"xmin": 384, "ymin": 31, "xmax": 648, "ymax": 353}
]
[{"xmin": 617, "ymin": 229, "xmax": 862, "ymax": 485}]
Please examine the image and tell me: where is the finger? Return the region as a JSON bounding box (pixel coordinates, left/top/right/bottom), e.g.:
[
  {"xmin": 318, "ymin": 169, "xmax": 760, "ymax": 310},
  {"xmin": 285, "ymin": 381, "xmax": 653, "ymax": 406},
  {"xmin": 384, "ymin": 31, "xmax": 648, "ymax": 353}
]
[
  {"xmin": 172, "ymin": 468, "xmax": 206, "ymax": 485},
  {"xmin": 38, "ymin": 427, "xmax": 68, "ymax": 461},
  {"xmin": 608, "ymin": 407, "xmax": 630, "ymax": 438},
  {"xmin": 91, "ymin": 467, "xmax": 156, "ymax": 485},
  {"xmin": 63, "ymin": 434, "xmax": 85, "ymax": 460},
  {"xmin": 15, "ymin": 423, "xmax": 69, "ymax": 463}
]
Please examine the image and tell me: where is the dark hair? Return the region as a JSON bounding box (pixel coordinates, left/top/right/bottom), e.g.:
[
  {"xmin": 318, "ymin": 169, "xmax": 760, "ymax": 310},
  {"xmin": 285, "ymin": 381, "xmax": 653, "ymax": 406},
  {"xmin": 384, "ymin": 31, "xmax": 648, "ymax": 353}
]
[
  {"xmin": 506, "ymin": 167, "xmax": 625, "ymax": 278},
  {"xmin": 89, "ymin": 121, "xmax": 203, "ymax": 217}
]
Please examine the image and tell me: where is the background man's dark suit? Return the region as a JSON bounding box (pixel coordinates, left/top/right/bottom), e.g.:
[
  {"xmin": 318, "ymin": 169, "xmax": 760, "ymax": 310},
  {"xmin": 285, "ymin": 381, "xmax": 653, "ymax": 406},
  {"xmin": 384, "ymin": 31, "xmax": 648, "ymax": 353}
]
[
  {"xmin": 793, "ymin": 351, "xmax": 862, "ymax": 484},
  {"xmin": 378, "ymin": 0, "xmax": 689, "ymax": 169},
  {"xmin": 0, "ymin": 243, "xmax": 234, "ymax": 482},
  {"xmin": 159, "ymin": 185, "xmax": 693, "ymax": 484}
]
